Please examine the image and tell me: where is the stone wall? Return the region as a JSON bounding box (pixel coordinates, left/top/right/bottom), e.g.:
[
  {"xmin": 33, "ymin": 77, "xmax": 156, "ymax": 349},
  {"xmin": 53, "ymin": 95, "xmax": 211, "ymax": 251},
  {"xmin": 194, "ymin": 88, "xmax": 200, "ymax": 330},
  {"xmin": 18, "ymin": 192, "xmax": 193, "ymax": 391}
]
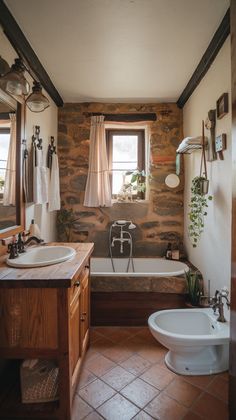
[{"xmin": 58, "ymin": 103, "xmax": 184, "ymax": 257}]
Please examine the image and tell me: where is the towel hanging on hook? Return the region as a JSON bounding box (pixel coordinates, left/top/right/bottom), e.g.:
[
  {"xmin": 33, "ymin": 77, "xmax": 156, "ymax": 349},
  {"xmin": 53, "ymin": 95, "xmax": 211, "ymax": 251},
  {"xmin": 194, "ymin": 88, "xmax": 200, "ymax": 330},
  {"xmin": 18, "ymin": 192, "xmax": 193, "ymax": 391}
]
[
  {"xmin": 32, "ymin": 125, "xmax": 49, "ymax": 204},
  {"xmin": 47, "ymin": 136, "xmax": 57, "ymax": 170}
]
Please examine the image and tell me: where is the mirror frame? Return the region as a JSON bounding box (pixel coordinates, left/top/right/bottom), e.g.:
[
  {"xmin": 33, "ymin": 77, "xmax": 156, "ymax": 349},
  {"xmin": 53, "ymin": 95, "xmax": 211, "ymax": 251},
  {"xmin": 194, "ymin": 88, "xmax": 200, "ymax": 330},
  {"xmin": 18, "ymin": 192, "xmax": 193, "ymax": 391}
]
[{"xmin": 0, "ymin": 98, "xmax": 25, "ymax": 239}]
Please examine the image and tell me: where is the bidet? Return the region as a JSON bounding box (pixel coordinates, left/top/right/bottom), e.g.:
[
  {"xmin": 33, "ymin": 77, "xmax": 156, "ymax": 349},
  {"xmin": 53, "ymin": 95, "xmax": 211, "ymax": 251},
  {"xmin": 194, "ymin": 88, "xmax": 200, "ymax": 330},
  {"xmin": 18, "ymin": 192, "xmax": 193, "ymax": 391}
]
[{"xmin": 148, "ymin": 308, "xmax": 229, "ymax": 375}]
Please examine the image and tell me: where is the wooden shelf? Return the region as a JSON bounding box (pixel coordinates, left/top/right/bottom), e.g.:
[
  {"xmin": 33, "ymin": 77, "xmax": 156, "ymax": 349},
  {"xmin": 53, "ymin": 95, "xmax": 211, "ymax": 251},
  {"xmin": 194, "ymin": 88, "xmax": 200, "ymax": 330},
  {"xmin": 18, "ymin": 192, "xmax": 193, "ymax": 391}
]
[{"xmin": 0, "ymin": 361, "xmax": 59, "ymax": 420}]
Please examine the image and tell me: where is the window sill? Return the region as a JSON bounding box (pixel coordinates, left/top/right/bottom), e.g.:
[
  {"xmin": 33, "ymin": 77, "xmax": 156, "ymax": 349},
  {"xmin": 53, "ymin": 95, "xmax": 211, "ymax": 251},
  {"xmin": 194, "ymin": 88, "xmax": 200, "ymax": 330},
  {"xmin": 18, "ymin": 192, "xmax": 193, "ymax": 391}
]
[{"xmin": 112, "ymin": 199, "xmax": 149, "ymax": 204}]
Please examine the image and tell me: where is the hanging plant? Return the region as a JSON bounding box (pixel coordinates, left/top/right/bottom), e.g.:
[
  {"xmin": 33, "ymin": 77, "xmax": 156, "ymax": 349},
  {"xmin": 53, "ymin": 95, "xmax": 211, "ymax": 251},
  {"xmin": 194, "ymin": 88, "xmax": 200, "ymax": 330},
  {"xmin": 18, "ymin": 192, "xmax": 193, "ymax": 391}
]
[{"xmin": 188, "ymin": 121, "xmax": 213, "ymax": 247}]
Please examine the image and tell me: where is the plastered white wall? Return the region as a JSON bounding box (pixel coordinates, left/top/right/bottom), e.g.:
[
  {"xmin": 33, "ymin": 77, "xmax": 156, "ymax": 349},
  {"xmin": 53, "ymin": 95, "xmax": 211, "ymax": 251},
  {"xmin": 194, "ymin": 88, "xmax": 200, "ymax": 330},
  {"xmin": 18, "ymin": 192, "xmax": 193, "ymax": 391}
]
[
  {"xmin": 183, "ymin": 37, "xmax": 232, "ymax": 300},
  {"xmin": 0, "ymin": 29, "xmax": 58, "ymax": 242}
]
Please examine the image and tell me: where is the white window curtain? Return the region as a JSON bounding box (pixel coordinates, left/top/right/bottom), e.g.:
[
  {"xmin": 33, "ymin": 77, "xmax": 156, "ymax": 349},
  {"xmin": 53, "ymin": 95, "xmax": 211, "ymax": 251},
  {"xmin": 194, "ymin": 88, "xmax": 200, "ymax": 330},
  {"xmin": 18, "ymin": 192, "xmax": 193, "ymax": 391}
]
[
  {"xmin": 84, "ymin": 115, "xmax": 112, "ymax": 207},
  {"xmin": 3, "ymin": 113, "xmax": 16, "ymax": 206}
]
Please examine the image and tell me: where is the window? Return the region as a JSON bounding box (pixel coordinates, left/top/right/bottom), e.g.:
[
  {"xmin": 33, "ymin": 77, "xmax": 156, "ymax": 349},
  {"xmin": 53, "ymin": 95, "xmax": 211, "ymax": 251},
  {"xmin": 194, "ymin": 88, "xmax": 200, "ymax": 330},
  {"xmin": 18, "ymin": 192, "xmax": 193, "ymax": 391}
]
[
  {"xmin": 106, "ymin": 129, "xmax": 145, "ymax": 199},
  {"xmin": 0, "ymin": 128, "xmax": 10, "ymax": 200}
]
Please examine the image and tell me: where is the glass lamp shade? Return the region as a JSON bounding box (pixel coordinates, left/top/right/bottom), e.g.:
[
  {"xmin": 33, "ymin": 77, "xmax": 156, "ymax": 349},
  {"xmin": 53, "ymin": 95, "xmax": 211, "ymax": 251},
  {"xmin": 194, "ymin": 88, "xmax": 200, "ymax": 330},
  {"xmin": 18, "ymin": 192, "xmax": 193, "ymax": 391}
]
[
  {"xmin": 26, "ymin": 81, "xmax": 50, "ymax": 112},
  {"xmin": 0, "ymin": 58, "xmax": 29, "ymax": 95},
  {"xmin": 0, "ymin": 55, "xmax": 10, "ymax": 76}
]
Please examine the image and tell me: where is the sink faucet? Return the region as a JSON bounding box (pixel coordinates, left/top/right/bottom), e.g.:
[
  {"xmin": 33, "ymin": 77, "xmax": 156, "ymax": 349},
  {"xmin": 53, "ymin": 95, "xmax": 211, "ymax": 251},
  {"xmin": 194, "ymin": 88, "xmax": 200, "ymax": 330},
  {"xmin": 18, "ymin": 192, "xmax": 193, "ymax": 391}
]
[
  {"xmin": 210, "ymin": 288, "xmax": 230, "ymax": 322},
  {"xmin": 24, "ymin": 236, "xmax": 44, "ymax": 247},
  {"xmin": 7, "ymin": 234, "xmax": 44, "ymax": 259}
]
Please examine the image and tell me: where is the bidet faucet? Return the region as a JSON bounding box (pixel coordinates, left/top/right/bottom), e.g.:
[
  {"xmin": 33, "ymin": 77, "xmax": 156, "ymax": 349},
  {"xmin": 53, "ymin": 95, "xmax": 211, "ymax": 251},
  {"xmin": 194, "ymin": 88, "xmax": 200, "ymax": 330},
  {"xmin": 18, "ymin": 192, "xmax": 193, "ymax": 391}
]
[{"xmin": 210, "ymin": 288, "xmax": 230, "ymax": 323}]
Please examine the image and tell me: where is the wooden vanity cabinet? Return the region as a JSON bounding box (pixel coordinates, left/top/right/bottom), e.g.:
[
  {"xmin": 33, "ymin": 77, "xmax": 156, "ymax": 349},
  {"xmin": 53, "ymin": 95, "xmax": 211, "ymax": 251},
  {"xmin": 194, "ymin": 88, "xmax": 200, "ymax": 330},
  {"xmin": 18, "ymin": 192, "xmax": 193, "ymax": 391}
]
[{"xmin": 0, "ymin": 243, "xmax": 93, "ymax": 420}]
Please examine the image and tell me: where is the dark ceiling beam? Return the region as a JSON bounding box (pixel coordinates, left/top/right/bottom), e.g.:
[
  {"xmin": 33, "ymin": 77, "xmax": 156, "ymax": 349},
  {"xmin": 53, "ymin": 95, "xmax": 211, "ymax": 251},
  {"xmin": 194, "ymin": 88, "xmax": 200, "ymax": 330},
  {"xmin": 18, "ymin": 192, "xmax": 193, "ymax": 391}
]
[
  {"xmin": 0, "ymin": 0, "xmax": 63, "ymax": 107},
  {"xmin": 177, "ymin": 8, "xmax": 230, "ymax": 109}
]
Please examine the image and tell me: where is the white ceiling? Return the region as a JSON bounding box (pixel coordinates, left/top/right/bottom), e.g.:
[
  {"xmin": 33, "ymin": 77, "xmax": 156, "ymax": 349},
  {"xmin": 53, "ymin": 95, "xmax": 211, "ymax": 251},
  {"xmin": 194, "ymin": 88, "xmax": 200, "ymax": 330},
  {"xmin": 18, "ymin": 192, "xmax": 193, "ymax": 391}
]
[{"xmin": 5, "ymin": 0, "xmax": 229, "ymax": 103}]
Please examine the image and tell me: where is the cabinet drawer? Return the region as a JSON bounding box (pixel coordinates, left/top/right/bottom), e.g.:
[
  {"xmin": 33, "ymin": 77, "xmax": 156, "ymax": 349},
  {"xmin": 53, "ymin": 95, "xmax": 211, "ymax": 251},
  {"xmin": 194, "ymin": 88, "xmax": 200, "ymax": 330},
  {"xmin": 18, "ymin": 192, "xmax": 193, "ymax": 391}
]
[{"xmin": 70, "ymin": 266, "xmax": 89, "ymax": 305}]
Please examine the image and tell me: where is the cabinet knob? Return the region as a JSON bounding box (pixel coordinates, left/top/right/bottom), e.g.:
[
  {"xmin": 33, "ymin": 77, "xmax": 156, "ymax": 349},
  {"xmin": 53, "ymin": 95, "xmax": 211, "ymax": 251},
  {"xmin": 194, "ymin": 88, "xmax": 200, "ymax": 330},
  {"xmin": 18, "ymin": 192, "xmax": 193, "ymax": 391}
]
[
  {"xmin": 80, "ymin": 316, "xmax": 85, "ymax": 322},
  {"xmin": 74, "ymin": 281, "xmax": 80, "ymax": 287},
  {"xmin": 85, "ymin": 265, "xmax": 89, "ymax": 269},
  {"xmin": 82, "ymin": 312, "xmax": 87, "ymax": 316}
]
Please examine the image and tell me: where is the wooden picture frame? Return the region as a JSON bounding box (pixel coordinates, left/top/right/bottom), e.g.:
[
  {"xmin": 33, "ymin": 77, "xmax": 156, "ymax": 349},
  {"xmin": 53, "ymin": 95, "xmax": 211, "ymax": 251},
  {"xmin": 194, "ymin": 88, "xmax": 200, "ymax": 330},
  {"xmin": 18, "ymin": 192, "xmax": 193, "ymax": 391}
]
[{"xmin": 216, "ymin": 93, "xmax": 228, "ymax": 119}]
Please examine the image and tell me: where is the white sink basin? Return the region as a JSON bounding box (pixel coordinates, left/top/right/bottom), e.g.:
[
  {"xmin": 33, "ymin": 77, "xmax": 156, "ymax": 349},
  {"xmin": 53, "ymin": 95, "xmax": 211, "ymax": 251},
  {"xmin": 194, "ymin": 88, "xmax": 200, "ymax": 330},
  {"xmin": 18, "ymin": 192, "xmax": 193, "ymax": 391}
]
[{"xmin": 6, "ymin": 246, "xmax": 76, "ymax": 268}]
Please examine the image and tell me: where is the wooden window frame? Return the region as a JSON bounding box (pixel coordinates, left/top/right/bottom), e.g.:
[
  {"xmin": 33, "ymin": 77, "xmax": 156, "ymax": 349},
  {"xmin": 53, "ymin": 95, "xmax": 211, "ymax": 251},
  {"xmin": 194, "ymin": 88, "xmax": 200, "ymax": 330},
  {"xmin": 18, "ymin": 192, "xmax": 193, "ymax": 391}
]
[{"xmin": 106, "ymin": 129, "xmax": 145, "ymax": 199}]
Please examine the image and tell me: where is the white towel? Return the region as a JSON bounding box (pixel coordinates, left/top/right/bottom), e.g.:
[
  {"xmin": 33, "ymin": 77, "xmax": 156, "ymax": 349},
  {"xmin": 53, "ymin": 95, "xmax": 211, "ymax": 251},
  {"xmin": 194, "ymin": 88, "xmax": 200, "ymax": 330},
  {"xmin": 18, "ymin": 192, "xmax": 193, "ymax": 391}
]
[
  {"xmin": 33, "ymin": 147, "xmax": 49, "ymax": 204},
  {"xmin": 48, "ymin": 153, "xmax": 61, "ymax": 212},
  {"xmin": 176, "ymin": 136, "xmax": 207, "ymax": 153}
]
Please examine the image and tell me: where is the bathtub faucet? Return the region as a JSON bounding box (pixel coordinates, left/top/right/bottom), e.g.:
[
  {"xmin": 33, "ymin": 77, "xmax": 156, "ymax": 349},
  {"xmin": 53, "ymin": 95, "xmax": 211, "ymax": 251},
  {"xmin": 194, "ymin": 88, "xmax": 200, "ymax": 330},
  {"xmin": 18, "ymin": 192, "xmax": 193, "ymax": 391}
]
[
  {"xmin": 111, "ymin": 236, "xmax": 131, "ymax": 254},
  {"xmin": 210, "ymin": 287, "xmax": 230, "ymax": 323}
]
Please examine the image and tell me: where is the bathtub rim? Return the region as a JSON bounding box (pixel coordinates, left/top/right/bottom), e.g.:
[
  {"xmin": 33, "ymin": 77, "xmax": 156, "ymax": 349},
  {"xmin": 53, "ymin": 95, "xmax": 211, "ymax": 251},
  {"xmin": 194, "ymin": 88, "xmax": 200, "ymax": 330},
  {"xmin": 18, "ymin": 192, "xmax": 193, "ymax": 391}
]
[{"xmin": 90, "ymin": 257, "xmax": 189, "ymax": 277}]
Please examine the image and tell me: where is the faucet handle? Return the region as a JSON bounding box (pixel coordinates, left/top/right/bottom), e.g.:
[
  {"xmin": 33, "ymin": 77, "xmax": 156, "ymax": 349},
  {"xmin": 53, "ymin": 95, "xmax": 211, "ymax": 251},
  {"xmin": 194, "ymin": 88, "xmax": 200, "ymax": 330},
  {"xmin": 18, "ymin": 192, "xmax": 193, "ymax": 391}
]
[{"xmin": 220, "ymin": 287, "xmax": 229, "ymax": 297}]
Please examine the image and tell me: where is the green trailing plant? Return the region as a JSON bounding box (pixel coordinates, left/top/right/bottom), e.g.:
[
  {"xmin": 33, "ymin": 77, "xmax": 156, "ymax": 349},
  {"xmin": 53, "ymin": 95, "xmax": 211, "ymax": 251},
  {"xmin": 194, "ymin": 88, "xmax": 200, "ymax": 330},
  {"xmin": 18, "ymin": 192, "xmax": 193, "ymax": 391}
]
[
  {"xmin": 185, "ymin": 270, "xmax": 201, "ymax": 306},
  {"xmin": 188, "ymin": 176, "xmax": 213, "ymax": 247},
  {"xmin": 57, "ymin": 206, "xmax": 80, "ymax": 242}
]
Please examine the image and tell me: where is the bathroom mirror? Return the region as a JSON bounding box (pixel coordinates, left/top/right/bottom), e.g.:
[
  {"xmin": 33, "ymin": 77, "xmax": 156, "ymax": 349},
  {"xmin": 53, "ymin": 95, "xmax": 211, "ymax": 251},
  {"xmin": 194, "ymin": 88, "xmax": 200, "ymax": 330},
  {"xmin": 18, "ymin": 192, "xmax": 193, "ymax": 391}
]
[{"xmin": 0, "ymin": 88, "xmax": 24, "ymax": 239}]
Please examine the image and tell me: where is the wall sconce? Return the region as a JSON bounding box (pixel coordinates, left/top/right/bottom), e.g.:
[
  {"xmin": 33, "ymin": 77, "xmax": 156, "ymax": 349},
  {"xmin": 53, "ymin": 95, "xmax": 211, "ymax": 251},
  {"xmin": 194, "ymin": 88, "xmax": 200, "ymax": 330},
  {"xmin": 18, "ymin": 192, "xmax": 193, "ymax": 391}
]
[
  {"xmin": 0, "ymin": 56, "xmax": 50, "ymax": 112},
  {"xmin": 0, "ymin": 55, "xmax": 10, "ymax": 76},
  {"xmin": 0, "ymin": 58, "xmax": 29, "ymax": 95},
  {"xmin": 26, "ymin": 81, "xmax": 50, "ymax": 112}
]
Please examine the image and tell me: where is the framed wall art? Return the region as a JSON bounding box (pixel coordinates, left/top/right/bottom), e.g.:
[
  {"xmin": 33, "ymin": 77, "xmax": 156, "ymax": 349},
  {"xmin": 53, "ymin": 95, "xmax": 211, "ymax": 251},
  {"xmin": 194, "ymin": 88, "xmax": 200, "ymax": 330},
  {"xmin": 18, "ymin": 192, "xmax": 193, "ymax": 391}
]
[{"xmin": 216, "ymin": 93, "xmax": 228, "ymax": 119}]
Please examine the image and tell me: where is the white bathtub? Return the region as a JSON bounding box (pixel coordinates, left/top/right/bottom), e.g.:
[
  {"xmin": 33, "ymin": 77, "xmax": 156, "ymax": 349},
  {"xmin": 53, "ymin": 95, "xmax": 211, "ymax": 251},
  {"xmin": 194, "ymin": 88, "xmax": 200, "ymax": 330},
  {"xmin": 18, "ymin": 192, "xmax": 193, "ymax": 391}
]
[{"xmin": 90, "ymin": 257, "xmax": 189, "ymax": 277}]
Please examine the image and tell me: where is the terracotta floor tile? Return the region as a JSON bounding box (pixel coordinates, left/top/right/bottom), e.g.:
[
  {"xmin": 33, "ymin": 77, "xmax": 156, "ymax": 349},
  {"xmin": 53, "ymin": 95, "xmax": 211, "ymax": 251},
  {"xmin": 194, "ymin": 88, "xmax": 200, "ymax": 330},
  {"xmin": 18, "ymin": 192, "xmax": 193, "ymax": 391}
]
[
  {"xmin": 124, "ymin": 334, "xmax": 149, "ymax": 347},
  {"xmin": 144, "ymin": 392, "xmax": 188, "ymax": 420},
  {"xmin": 85, "ymin": 353, "xmax": 116, "ymax": 377},
  {"xmin": 79, "ymin": 378, "xmax": 116, "ymax": 409},
  {"xmin": 165, "ymin": 377, "xmax": 202, "ymax": 407},
  {"xmin": 134, "ymin": 328, "xmax": 159, "ymax": 345},
  {"xmin": 120, "ymin": 354, "xmax": 151, "ymax": 376},
  {"xmin": 137, "ymin": 345, "xmax": 167, "ymax": 364},
  {"xmin": 84, "ymin": 349, "xmax": 100, "ymax": 364},
  {"xmin": 90, "ymin": 329, "xmax": 104, "ymax": 344},
  {"xmin": 101, "ymin": 365, "xmax": 135, "ymax": 391},
  {"xmin": 182, "ymin": 374, "xmax": 215, "ymax": 390},
  {"xmin": 192, "ymin": 391, "xmax": 229, "ymax": 420},
  {"xmin": 141, "ymin": 364, "xmax": 175, "ymax": 390},
  {"xmin": 133, "ymin": 411, "xmax": 155, "ymax": 419},
  {"xmin": 97, "ymin": 393, "xmax": 140, "ymax": 420},
  {"xmin": 121, "ymin": 377, "xmax": 159, "ymax": 408},
  {"xmin": 219, "ymin": 371, "xmax": 229, "ymax": 382},
  {"xmin": 77, "ymin": 368, "xmax": 97, "ymax": 389},
  {"xmin": 91, "ymin": 337, "xmax": 114, "ymax": 353},
  {"xmin": 207, "ymin": 376, "xmax": 228, "ymax": 403},
  {"xmin": 183, "ymin": 412, "xmax": 204, "ymax": 420},
  {"xmin": 100, "ymin": 344, "xmax": 134, "ymax": 363},
  {"xmin": 84, "ymin": 412, "xmax": 104, "ymax": 420},
  {"xmin": 106, "ymin": 327, "xmax": 135, "ymax": 343},
  {"xmin": 72, "ymin": 394, "xmax": 93, "ymax": 420}
]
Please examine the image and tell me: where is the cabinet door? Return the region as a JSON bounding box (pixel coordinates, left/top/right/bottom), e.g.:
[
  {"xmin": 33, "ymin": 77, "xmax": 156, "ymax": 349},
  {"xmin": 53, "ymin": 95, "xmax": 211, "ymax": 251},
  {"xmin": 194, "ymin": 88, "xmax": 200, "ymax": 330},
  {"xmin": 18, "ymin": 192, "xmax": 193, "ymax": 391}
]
[
  {"xmin": 80, "ymin": 269, "xmax": 90, "ymax": 353},
  {"xmin": 69, "ymin": 285, "xmax": 81, "ymax": 375}
]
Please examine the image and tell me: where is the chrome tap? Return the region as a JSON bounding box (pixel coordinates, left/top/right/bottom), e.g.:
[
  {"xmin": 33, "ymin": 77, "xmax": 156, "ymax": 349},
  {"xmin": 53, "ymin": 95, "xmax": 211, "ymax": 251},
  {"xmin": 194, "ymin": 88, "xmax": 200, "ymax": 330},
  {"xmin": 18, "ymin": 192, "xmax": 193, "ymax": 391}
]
[{"xmin": 210, "ymin": 288, "xmax": 230, "ymax": 323}]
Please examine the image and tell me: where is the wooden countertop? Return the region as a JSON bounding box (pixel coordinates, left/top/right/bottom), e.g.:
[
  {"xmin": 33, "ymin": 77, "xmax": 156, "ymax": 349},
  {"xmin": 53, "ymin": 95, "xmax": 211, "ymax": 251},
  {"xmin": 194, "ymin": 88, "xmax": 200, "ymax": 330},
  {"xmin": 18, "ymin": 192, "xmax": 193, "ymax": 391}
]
[{"xmin": 0, "ymin": 242, "xmax": 94, "ymax": 288}]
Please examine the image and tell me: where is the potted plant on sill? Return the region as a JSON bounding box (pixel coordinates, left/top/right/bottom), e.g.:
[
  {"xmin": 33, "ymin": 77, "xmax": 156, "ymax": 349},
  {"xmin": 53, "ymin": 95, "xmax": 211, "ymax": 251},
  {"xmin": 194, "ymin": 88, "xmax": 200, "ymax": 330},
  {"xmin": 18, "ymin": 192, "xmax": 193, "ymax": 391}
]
[
  {"xmin": 185, "ymin": 270, "xmax": 202, "ymax": 307},
  {"xmin": 124, "ymin": 170, "xmax": 146, "ymax": 200},
  {"xmin": 188, "ymin": 121, "xmax": 213, "ymax": 247}
]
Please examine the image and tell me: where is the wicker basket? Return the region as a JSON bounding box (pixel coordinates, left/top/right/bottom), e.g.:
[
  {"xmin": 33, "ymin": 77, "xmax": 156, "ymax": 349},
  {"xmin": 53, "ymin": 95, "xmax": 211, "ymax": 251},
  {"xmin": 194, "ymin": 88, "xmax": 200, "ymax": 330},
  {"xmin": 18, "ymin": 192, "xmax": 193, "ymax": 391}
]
[{"xmin": 20, "ymin": 359, "xmax": 59, "ymax": 403}]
